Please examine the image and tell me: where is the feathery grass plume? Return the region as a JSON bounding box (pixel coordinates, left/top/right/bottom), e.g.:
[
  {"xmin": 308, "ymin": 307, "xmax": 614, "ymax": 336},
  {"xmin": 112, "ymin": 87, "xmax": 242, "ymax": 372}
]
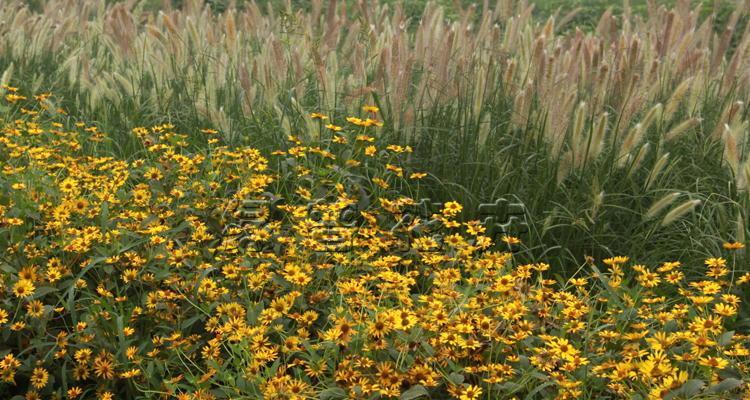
[
  {"xmin": 627, "ymin": 142, "xmax": 651, "ymax": 178},
  {"xmin": 587, "ymin": 112, "xmax": 608, "ymax": 161},
  {"xmin": 617, "ymin": 104, "xmax": 661, "ymax": 164},
  {"xmin": 645, "ymin": 192, "xmax": 681, "ymax": 220},
  {"xmin": 685, "ymin": 74, "xmax": 705, "ymax": 115},
  {"xmin": 640, "ymin": 103, "xmax": 663, "ymax": 133},
  {"xmin": 160, "ymin": 11, "xmax": 178, "ymax": 35},
  {"xmin": 617, "ymin": 123, "xmax": 643, "ymax": 165},
  {"xmin": 738, "ymin": 160, "xmax": 750, "ymax": 192},
  {"xmin": 571, "ymin": 102, "xmax": 587, "ymax": 167},
  {"xmin": 225, "ymin": 10, "xmax": 237, "ymax": 50},
  {"xmin": 512, "ymin": 86, "xmax": 532, "ymax": 129},
  {"xmin": 664, "ymin": 77, "xmax": 693, "ymax": 122},
  {"xmin": 645, "ymin": 152, "xmax": 671, "ymax": 191},
  {"xmin": 502, "ymin": 58, "xmax": 517, "ymax": 90},
  {"xmin": 2, "ymin": 0, "xmax": 748, "ymax": 161},
  {"xmin": 661, "ymin": 199, "xmax": 701, "ymax": 226},
  {"xmin": 712, "ymin": 101, "xmax": 744, "ymax": 139},
  {"xmin": 663, "ymin": 117, "xmax": 700, "ymax": 142},
  {"xmin": 590, "ymin": 190, "xmax": 605, "ymax": 220},
  {"xmin": 0, "ymin": 62, "xmax": 12, "ymax": 96},
  {"xmin": 546, "ymin": 91, "xmax": 577, "ymax": 159},
  {"xmin": 472, "ymin": 64, "xmax": 488, "ymax": 119},
  {"xmin": 722, "ymin": 123, "xmax": 740, "ymax": 175}
]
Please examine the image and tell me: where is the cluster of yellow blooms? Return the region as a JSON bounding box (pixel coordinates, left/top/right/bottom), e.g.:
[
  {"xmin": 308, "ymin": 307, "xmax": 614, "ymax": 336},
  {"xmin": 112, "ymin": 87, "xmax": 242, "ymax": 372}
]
[{"xmin": 0, "ymin": 91, "xmax": 748, "ymax": 399}]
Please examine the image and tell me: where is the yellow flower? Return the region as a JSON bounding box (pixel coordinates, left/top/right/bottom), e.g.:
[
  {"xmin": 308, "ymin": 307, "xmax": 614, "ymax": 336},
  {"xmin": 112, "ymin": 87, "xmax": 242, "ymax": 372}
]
[
  {"xmin": 30, "ymin": 367, "xmax": 49, "ymax": 389},
  {"xmin": 713, "ymin": 303, "xmax": 737, "ymax": 317},
  {"xmin": 442, "ymin": 201, "xmax": 462, "ymax": 217},
  {"xmin": 722, "ymin": 241, "xmax": 745, "ymax": 250},
  {"xmin": 501, "ymin": 235, "xmax": 521, "ymax": 246},
  {"xmin": 704, "ymin": 257, "xmax": 726, "ymax": 268},
  {"xmin": 698, "ymin": 356, "xmax": 728, "ymax": 369},
  {"xmin": 459, "ymin": 385, "xmax": 483, "ymax": 400},
  {"xmin": 99, "ymin": 391, "xmax": 114, "ymax": 400},
  {"xmin": 363, "ymin": 105, "xmax": 379, "ymax": 113},
  {"xmin": 59, "ymin": 177, "xmax": 79, "ymax": 193},
  {"xmin": 363, "ymin": 118, "xmax": 383, "ymax": 127},
  {"xmin": 67, "ymin": 387, "xmax": 83, "ymax": 398},
  {"xmin": 12, "ymin": 279, "xmax": 35, "ymax": 298},
  {"xmin": 93, "ymin": 355, "xmax": 115, "ymax": 379},
  {"xmin": 26, "ymin": 300, "xmax": 44, "ymax": 318},
  {"xmin": 385, "ymin": 164, "xmax": 403, "ymax": 177},
  {"xmin": 325, "ymin": 124, "xmax": 342, "ymax": 131},
  {"xmin": 356, "ymin": 134, "xmax": 375, "ymax": 142},
  {"xmin": 689, "ymin": 316, "xmax": 723, "ymax": 335},
  {"xmin": 603, "ymin": 256, "xmax": 629, "ymax": 266},
  {"xmin": 346, "ymin": 116, "xmax": 364, "ymax": 125},
  {"xmin": 547, "ymin": 338, "xmax": 579, "ymax": 361}
]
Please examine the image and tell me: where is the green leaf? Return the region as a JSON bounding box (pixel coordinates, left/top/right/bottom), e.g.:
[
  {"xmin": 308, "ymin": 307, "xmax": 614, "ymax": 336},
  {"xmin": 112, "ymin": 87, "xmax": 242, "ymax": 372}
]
[
  {"xmin": 664, "ymin": 379, "xmax": 704, "ymax": 400},
  {"xmin": 681, "ymin": 379, "xmax": 706, "ymax": 396},
  {"xmin": 181, "ymin": 313, "xmax": 205, "ymax": 331},
  {"xmin": 495, "ymin": 381, "xmax": 524, "ymax": 393},
  {"xmin": 447, "ymin": 372, "xmax": 464, "ymax": 385},
  {"xmin": 705, "ymin": 378, "xmax": 743, "ymax": 394},
  {"xmin": 31, "ymin": 286, "xmax": 57, "ymax": 299},
  {"xmin": 718, "ymin": 331, "xmax": 735, "ymax": 347},
  {"xmin": 524, "ymin": 381, "xmax": 555, "ymax": 400},
  {"xmin": 400, "ymin": 385, "xmax": 430, "ymax": 400},
  {"xmin": 318, "ymin": 387, "xmax": 347, "ymax": 400},
  {"xmin": 518, "ymin": 355, "xmax": 530, "ymax": 369}
]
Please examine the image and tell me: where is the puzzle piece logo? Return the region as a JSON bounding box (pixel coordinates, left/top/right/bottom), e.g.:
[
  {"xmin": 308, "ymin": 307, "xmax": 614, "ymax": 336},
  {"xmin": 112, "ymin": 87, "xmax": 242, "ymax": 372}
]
[
  {"xmin": 225, "ymin": 195, "xmax": 284, "ymax": 253},
  {"xmin": 477, "ymin": 197, "xmax": 529, "ymax": 249},
  {"xmin": 391, "ymin": 198, "xmax": 445, "ymax": 254},
  {"xmin": 309, "ymin": 202, "xmax": 361, "ymax": 253},
  {"xmin": 225, "ymin": 194, "xmax": 529, "ymax": 255}
]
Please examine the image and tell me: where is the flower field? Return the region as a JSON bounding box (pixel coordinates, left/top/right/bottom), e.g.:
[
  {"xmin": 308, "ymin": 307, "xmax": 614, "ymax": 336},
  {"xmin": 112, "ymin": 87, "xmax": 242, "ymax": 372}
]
[{"xmin": 1, "ymin": 0, "xmax": 750, "ymax": 399}]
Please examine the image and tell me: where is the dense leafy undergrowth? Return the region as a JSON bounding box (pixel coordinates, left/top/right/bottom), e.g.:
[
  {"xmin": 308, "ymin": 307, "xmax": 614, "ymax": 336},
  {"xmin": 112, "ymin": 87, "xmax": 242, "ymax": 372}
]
[{"xmin": 0, "ymin": 91, "xmax": 748, "ymax": 399}]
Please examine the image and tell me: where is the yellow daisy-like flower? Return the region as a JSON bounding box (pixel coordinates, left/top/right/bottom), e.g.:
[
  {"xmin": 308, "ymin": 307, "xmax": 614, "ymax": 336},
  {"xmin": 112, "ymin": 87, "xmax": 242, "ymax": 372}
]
[
  {"xmin": 442, "ymin": 201, "xmax": 462, "ymax": 217},
  {"xmin": 12, "ymin": 279, "xmax": 35, "ymax": 298},
  {"xmin": 501, "ymin": 235, "xmax": 521, "ymax": 246},
  {"xmin": 698, "ymin": 356, "xmax": 729, "ymax": 369},
  {"xmin": 704, "ymin": 257, "xmax": 726, "ymax": 268},
  {"xmin": 30, "ymin": 367, "xmax": 49, "ymax": 389},
  {"xmin": 722, "ymin": 241, "xmax": 745, "ymax": 250}
]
